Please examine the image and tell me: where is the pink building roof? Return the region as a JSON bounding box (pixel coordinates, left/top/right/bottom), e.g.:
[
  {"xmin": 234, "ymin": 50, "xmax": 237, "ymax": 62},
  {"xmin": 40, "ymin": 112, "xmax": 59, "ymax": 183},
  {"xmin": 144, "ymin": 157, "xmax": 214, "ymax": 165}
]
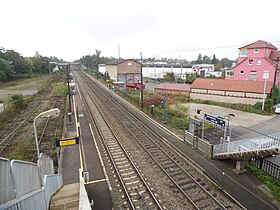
[
  {"xmin": 155, "ymin": 83, "xmax": 191, "ymax": 92},
  {"xmin": 239, "ymin": 40, "xmax": 277, "ymax": 50}
]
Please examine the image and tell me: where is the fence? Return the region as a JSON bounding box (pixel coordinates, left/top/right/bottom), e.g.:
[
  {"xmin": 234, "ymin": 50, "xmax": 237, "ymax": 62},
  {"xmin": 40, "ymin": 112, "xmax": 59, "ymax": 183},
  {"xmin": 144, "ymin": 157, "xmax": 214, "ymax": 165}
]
[
  {"xmin": 213, "ymin": 133, "xmax": 280, "ymax": 156},
  {"xmin": 118, "ymin": 91, "xmax": 190, "ymax": 130},
  {"xmin": 184, "ymin": 130, "xmax": 213, "ymax": 158},
  {"xmin": 0, "ymin": 154, "xmax": 63, "ymax": 210},
  {"xmin": 250, "ymin": 157, "xmax": 280, "ymax": 181}
]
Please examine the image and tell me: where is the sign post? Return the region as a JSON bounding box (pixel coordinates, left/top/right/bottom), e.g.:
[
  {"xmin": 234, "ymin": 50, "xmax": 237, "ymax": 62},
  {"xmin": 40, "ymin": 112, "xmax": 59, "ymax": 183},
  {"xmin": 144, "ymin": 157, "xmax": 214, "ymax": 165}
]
[{"xmin": 188, "ymin": 117, "xmax": 202, "ymax": 148}]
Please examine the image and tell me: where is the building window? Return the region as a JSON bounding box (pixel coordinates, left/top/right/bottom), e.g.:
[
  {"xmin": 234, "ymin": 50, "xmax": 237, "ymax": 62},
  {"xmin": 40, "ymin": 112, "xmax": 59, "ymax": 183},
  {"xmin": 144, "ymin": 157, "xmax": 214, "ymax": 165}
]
[
  {"xmin": 263, "ymin": 71, "xmax": 269, "ymax": 79},
  {"xmin": 249, "ymin": 71, "xmax": 257, "ymax": 80},
  {"xmin": 248, "ymin": 59, "xmax": 253, "ymax": 65},
  {"xmin": 240, "ymin": 49, "xmax": 248, "ymax": 57},
  {"xmin": 240, "ymin": 70, "xmax": 244, "ymax": 74},
  {"xmin": 254, "ymin": 48, "xmax": 259, "ymax": 53},
  {"xmin": 128, "ymin": 62, "xmax": 132, "ymax": 66},
  {"xmin": 257, "ymin": 60, "xmax": 262, "ymax": 65}
]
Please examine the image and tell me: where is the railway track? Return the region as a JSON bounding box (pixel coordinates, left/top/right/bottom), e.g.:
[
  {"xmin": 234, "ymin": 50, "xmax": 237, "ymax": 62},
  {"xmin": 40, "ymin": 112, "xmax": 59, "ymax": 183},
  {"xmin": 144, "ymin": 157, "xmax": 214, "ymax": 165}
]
[
  {"xmin": 77, "ymin": 74, "xmax": 164, "ymax": 210},
  {"xmin": 32, "ymin": 98, "xmax": 62, "ymax": 161},
  {"xmin": 0, "ymin": 97, "xmax": 62, "ymax": 161},
  {"xmin": 0, "ymin": 100, "xmax": 46, "ymax": 154},
  {"xmin": 76, "ymin": 71, "xmax": 242, "ymax": 209}
]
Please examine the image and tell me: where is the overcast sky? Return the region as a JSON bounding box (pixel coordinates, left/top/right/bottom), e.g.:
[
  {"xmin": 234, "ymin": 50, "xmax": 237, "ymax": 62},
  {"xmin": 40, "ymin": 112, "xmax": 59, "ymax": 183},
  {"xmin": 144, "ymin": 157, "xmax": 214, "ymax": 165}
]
[{"xmin": 1, "ymin": 0, "xmax": 280, "ymax": 62}]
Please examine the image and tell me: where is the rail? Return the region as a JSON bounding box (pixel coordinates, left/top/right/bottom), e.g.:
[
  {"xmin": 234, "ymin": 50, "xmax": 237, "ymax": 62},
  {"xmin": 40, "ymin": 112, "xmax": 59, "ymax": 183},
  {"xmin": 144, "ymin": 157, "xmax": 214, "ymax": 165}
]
[
  {"xmin": 77, "ymin": 73, "xmax": 163, "ymax": 210},
  {"xmin": 78, "ymin": 71, "xmax": 242, "ymax": 209}
]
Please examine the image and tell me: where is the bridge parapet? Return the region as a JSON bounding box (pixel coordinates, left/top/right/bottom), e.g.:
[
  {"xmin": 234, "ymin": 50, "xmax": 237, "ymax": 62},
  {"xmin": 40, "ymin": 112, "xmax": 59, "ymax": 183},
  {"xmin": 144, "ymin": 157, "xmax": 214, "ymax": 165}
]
[
  {"xmin": 213, "ymin": 133, "xmax": 280, "ymax": 159},
  {"xmin": 0, "ymin": 153, "xmax": 63, "ymax": 209}
]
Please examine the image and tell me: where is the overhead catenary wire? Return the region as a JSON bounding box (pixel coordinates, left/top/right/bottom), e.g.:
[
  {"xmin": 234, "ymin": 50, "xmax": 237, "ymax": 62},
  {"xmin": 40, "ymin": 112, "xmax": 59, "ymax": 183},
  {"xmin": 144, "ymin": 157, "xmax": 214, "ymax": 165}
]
[{"xmin": 143, "ymin": 40, "xmax": 280, "ymax": 57}]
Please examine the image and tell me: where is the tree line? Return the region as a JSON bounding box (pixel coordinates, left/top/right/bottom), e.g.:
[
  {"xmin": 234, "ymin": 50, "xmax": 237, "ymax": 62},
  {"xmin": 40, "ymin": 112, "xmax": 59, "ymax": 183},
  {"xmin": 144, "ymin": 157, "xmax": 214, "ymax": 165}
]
[
  {"xmin": 76, "ymin": 49, "xmax": 115, "ymax": 70},
  {"xmin": 191, "ymin": 53, "xmax": 237, "ymax": 70},
  {"xmin": 0, "ymin": 48, "xmax": 63, "ymax": 81}
]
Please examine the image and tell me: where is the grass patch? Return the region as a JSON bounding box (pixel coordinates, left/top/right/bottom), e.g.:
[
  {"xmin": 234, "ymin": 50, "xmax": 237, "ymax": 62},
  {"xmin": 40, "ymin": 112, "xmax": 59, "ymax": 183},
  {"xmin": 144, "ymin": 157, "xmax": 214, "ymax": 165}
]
[{"xmin": 246, "ymin": 162, "xmax": 280, "ymax": 201}]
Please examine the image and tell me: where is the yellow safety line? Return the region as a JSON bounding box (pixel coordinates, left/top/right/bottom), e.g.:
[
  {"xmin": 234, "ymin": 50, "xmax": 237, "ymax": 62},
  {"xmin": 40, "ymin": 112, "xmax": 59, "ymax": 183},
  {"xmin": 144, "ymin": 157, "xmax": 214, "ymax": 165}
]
[
  {"xmin": 84, "ymin": 178, "xmax": 108, "ymax": 185},
  {"xmin": 73, "ymin": 95, "xmax": 84, "ymax": 171}
]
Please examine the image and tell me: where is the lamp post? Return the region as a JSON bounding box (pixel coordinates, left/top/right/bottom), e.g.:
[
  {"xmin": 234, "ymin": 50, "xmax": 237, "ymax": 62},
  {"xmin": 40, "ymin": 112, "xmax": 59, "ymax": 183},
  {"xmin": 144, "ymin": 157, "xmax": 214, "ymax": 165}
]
[
  {"xmin": 223, "ymin": 113, "xmax": 235, "ymax": 143},
  {"xmin": 48, "ymin": 61, "xmax": 57, "ymax": 76},
  {"xmin": 33, "ymin": 108, "xmax": 60, "ymax": 160},
  {"xmin": 140, "ymin": 52, "xmax": 144, "ymax": 109},
  {"xmin": 67, "ymin": 63, "xmax": 72, "ymax": 124},
  {"xmin": 262, "ymin": 71, "xmax": 269, "ymax": 112},
  {"xmin": 163, "ymin": 83, "xmax": 167, "ymax": 123}
]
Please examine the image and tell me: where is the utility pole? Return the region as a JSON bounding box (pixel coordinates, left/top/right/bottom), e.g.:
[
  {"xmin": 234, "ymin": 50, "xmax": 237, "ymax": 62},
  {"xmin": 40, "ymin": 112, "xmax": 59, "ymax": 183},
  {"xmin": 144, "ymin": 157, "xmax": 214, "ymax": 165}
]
[
  {"xmin": 67, "ymin": 63, "xmax": 72, "ymax": 124},
  {"xmin": 140, "ymin": 52, "xmax": 144, "ymax": 109},
  {"xmin": 272, "ymin": 56, "xmax": 279, "ymax": 99}
]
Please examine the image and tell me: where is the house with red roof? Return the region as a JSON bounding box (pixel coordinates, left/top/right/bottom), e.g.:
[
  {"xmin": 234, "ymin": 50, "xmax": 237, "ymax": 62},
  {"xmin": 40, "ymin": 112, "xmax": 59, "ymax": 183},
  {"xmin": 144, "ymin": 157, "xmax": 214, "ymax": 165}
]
[
  {"xmin": 190, "ymin": 78, "xmax": 273, "ymax": 104},
  {"xmin": 226, "ymin": 40, "xmax": 280, "ymax": 87}
]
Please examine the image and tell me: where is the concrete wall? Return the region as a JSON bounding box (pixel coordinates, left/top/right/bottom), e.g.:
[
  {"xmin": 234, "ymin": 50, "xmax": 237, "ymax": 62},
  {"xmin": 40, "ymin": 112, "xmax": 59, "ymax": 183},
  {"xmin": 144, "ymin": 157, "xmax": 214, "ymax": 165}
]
[
  {"xmin": 246, "ymin": 92, "xmax": 266, "ymax": 98},
  {"xmin": 190, "ymin": 93, "xmax": 262, "ymax": 105},
  {"xmin": 191, "ymin": 88, "xmax": 207, "ymax": 94},
  {"xmin": 226, "ymin": 91, "xmax": 245, "ymax": 97},
  {"xmin": 106, "ymin": 65, "xmax": 117, "ymax": 81},
  {"xmin": 208, "ymin": 90, "xmax": 225, "ymax": 95}
]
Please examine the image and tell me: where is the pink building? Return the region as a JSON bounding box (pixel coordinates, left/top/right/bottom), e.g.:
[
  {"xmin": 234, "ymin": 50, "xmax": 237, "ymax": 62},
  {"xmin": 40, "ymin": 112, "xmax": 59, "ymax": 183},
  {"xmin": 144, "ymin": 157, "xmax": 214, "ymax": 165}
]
[{"xmin": 226, "ymin": 40, "xmax": 280, "ymax": 87}]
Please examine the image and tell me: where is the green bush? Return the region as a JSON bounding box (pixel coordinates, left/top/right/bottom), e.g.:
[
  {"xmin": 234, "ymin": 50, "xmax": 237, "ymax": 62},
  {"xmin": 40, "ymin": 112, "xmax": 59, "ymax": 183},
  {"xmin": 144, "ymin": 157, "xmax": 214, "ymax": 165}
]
[
  {"xmin": 53, "ymin": 82, "xmax": 68, "ymax": 97},
  {"xmin": 4, "ymin": 94, "xmax": 25, "ymax": 111},
  {"xmin": 246, "ymin": 163, "xmax": 280, "ymax": 201}
]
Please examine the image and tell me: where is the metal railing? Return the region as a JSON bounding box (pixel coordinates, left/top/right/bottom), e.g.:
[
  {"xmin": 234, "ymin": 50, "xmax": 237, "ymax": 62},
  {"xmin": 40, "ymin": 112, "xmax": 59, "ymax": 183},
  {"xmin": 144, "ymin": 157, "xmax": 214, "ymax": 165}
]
[
  {"xmin": 0, "ymin": 154, "xmax": 63, "ymax": 210},
  {"xmin": 250, "ymin": 157, "xmax": 280, "ymax": 181},
  {"xmin": 184, "ymin": 130, "xmax": 213, "ymax": 157},
  {"xmin": 213, "ymin": 133, "xmax": 280, "ymax": 156}
]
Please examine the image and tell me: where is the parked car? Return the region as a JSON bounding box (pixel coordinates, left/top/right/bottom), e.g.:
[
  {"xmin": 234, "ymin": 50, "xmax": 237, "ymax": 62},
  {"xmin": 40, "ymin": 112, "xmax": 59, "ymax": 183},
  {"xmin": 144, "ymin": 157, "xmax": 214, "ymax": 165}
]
[{"xmin": 274, "ymin": 103, "xmax": 280, "ymax": 114}]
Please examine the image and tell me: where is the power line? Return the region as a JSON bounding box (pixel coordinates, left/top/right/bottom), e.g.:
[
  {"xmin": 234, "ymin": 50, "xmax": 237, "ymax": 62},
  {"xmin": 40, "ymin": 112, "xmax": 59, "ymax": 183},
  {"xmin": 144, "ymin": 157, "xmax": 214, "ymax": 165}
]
[{"xmin": 144, "ymin": 40, "xmax": 280, "ymax": 55}]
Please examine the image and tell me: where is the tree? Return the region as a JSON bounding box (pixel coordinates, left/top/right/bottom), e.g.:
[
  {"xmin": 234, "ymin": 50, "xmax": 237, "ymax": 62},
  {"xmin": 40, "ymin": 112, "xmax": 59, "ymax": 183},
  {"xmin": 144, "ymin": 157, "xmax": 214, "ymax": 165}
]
[
  {"xmin": 271, "ymin": 86, "xmax": 280, "ymax": 104},
  {"xmin": 211, "ymin": 54, "xmax": 219, "ymax": 65},
  {"xmin": 202, "ymin": 55, "xmax": 211, "ymax": 64},
  {"xmin": 77, "ymin": 50, "xmax": 115, "ymax": 69},
  {"xmin": 185, "ymin": 73, "xmax": 199, "ymax": 84},
  {"xmin": 28, "ymin": 54, "xmax": 50, "ymax": 74},
  {"xmin": 194, "ymin": 53, "xmax": 203, "ymax": 64},
  {"xmin": 1, "ymin": 49, "xmax": 27, "ymax": 75},
  {"xmin": 219, "ymin": 58, "xmax": 233, "ymax": 69},
  {"xmin": 214, "ymin": 63, "xmax": 223, "ymax": 71},
  {"xmin": 163, "ymin": 72, "xmax": 175, "ymax": 82},
  {"xmin": 0, "ymin": 58, "xmax": 15, "ymax": 81}
]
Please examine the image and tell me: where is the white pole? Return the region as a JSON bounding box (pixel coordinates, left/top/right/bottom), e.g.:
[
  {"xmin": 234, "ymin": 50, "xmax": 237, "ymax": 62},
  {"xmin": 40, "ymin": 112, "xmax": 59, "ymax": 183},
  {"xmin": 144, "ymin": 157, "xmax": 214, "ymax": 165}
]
[
  {"xmin": 262, "ymin": 78, "xmax": 267, "ymax": 112},
  {"xmin": 33, "ymin": 115, "xmax": 40, "ymax": 160}
]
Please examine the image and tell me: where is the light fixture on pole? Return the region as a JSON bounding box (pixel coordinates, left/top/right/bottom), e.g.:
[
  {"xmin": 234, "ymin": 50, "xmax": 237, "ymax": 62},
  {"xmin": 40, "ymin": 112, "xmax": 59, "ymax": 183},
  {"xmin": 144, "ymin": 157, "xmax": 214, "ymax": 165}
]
[
  {"xmin": 223, "ymin": 113, "xmax": 235, "ymax": 143},
  {"xmin": 33, "ymin": 108, "xmax": 60, "ymax": 161}
]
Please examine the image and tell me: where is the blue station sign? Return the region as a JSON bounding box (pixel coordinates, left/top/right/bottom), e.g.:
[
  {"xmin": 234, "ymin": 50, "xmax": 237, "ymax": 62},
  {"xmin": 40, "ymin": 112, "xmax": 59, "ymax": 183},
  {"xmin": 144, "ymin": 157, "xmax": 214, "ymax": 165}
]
[
  {"xmin": 188, "ymin": 117, "xmax": 202, "ymax": 126},
  {"xmin": 204, "ymin": 114, "xmax": 225, "ymax": 127}
]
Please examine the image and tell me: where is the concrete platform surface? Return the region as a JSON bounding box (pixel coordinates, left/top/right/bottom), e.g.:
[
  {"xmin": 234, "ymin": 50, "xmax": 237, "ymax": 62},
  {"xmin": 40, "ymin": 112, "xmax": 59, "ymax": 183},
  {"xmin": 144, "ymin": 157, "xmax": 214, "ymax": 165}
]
[{"xmin": 49, "ymin": 183, "xmax": 79, "ymax": 210}]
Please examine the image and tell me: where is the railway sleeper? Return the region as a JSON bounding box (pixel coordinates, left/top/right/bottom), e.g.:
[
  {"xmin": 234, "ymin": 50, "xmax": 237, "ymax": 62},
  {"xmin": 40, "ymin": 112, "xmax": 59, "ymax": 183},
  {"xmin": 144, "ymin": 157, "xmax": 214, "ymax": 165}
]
[
  {"xmin": 169, "ymin": 170, "xmax": 184, "ymax": 177},
  {"xmin": 162, "ymin": 162, "xmax": 176, "ymax": 168},
  {"xmin": 181, "ymin": 184, "xmax": 198, "ymax": 191},
  {"xmin": 193, "ymin": 196, "xmax": 206, "ymax": 203},
  {"xmin": 176, "ymin": 175, "xmax": 189, "ymax": 181}
]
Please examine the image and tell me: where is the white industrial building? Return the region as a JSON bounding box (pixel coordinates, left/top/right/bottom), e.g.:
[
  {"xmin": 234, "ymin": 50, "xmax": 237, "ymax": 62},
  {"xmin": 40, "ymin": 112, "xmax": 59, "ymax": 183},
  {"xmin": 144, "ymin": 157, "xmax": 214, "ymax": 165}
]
[{"xmin": 142, "ymin": 63, "xmax": 219, "ymax": 79}]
